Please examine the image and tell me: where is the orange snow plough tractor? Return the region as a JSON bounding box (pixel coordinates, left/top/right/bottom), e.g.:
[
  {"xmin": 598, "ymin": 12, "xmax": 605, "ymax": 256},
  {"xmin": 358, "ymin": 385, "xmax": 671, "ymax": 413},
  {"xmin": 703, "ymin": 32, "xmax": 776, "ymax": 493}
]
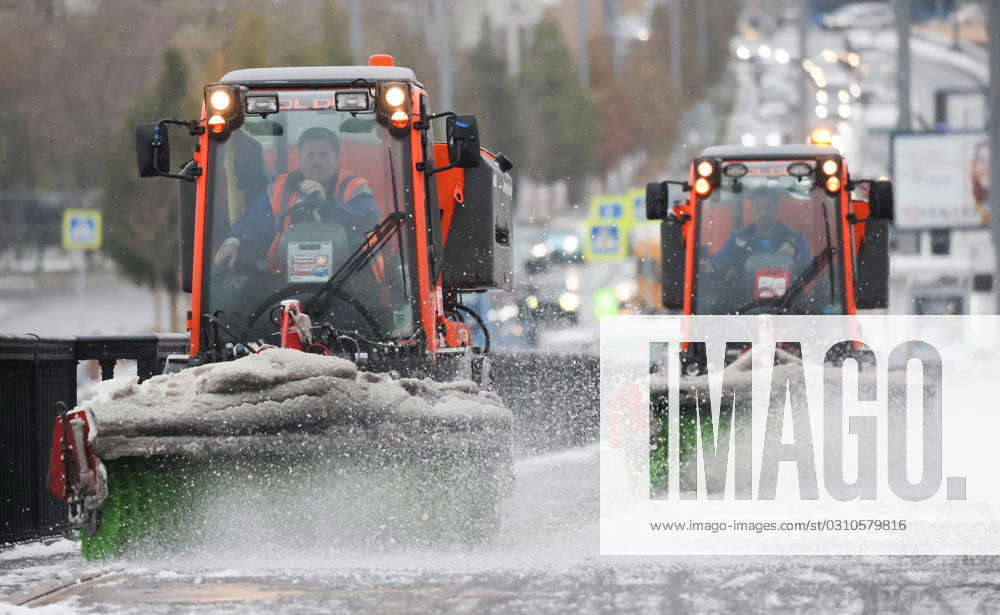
[
  {"xmin": 48, "ymin": 55, "xmax": 517, "ymax": 557},
  {"xmin": 644, "ymin": 131, "xmax": 894, "ymax": 371},
  {"xmin": 150, "ymin": 55, "xmax": 513, "ymax": 372}
]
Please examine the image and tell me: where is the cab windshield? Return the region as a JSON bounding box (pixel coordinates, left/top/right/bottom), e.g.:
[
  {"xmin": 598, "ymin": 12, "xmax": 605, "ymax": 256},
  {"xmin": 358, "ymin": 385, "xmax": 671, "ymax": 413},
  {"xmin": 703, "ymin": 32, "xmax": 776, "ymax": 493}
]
[
  {"xmin": 204, "ymin": 90, "xmax": 414, "ymax": 342},
  {"xmin": 694, "ymin": 160, "xmax": 844, "ymax": 315}
]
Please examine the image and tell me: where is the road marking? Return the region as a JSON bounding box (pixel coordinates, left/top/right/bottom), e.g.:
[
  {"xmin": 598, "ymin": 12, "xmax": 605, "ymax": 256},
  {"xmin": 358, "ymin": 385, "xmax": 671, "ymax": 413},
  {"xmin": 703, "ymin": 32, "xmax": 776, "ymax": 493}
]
[{"xmin": 3, "ymin": 571, "xmax": 123, "ymax": 607}]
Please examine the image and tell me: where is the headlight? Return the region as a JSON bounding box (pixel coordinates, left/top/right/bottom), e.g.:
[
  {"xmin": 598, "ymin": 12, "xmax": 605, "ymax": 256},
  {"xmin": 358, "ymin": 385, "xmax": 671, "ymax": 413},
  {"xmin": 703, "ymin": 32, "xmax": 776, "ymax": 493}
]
[
  {"xmin": 615, "ymin": 282, "xmax": 636, "ymax": 302},
  {"xmin": 531, "ymin": 243, "xmax": 548, "ymax": 258},
  {"xmin": 693, "ymin": 156, "xmax": 719, "ymax": 196},
  {"xmin": 724, "ymin": 163, "xmax": 748, "ymax": 178},
  {"xmin": 558, "ymin": 292, "xmax": 580, "ymax": 312},
  {"xmin": 384, "ymin": 85, "xmax": 407, "ymax": 107},
  {"xmin": 246, "ymin": 95, "xmax": 279, "ymax": 114},
  {"xmin": 562, "ymin": 235, "xmax": 579, "ymax": 253},
  {"xmin": 204, "ymin": 84, "xmax": 244, "ymax": 138},
  {"xmin": 787, "ymin": 161, "xmax": 813, "ymax": 178},
  {"xmin": 377, "ymin": 82, "xmax": 411, "ymax": 130},
  {"xmin": 821, "ymin": 159, "xmax": 839, "ymax": 176},
  {"xmin": 207, "ymin": 114, "xmax": 226, "ymax": 134},
  {"xmin": 335, "ymin": 91, "xmax": 369, "ymax": 112},
  {"xmin": 390, "ymin": 109, "xmax": 409, "ymax": 129},
  {"xmin": 209, "ymin": 89, "xmax": 232, "ymax": 112},
  {"xmin": 825, "ymin": 176, "xmax": 841, "ymax": 192},
  {"xmin": 498, "ymin": 305, "xmax": 519, "ymax": 321}
]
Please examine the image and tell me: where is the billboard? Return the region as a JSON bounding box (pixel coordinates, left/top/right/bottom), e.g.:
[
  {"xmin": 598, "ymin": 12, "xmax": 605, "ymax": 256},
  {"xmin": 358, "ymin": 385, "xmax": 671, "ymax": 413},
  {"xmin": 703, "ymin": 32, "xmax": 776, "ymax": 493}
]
[{"xmin": 892, "ymin": 132, "xmax": 990, "ymax": 229}]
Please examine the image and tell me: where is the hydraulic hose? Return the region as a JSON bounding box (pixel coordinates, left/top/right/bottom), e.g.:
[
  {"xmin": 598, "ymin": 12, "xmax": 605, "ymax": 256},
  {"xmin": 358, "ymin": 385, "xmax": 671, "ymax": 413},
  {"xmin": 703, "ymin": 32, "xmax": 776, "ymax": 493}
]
[{"xmin": 452, "ymin": 304, "xmax": 491, "ymax": 356}]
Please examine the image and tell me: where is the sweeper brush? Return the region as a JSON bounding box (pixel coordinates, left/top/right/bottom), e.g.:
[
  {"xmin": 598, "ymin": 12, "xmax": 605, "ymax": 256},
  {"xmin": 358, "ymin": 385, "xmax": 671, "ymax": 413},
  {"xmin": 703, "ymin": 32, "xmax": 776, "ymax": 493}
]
[{"xmin": 49, "ymin": 349, "xmax": 514, "ymax": 559}]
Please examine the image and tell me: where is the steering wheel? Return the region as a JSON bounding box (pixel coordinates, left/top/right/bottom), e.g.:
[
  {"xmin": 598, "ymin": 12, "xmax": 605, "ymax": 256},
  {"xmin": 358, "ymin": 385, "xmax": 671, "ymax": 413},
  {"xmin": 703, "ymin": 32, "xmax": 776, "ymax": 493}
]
[
  {"xmin": 274, "ymin": 195, "xmax": 326, "ymax": 230},
  {"xmin": 733, "ymin": 299, "xmax": 790, "ymax": 315},
  {"xmin": 245, "ymin": 284, "xmax": 384, "ymax": 338}
]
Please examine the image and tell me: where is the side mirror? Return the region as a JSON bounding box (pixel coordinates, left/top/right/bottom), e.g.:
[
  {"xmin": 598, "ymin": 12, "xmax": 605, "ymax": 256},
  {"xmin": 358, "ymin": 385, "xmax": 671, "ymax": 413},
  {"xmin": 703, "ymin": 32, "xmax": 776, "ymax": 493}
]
[
  {"xmin": 660, "ymin": 220, "xmax": 686, "ymax": 310},
  {"xmin": 646, "ymin": 182, "xmax": 668, "ymax": 220},
  {"xmin": 446, "ymin": 115, "xmax": 480, "ymax": 168},
  {"xmin": 136, "ymin": 119, "xmax": 201, "ymax": 181},
  {"xmin": 136, "ymin": 123, "xmax": 169, "ymax": 178},
  {"xmin": 855, "ymin": 219, "xmax": 890, "ymax": 309},
  {"xmin": 870, "ymin": 180, "xmax": 894, "ymax": 221}
]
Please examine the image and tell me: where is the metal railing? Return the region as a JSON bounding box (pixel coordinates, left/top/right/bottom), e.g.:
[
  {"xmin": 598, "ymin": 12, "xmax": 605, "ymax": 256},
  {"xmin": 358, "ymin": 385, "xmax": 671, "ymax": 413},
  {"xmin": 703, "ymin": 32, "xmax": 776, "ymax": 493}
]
[{"xmin": 0, "ymin": 334, "xmax": 188, "ymax": 545}]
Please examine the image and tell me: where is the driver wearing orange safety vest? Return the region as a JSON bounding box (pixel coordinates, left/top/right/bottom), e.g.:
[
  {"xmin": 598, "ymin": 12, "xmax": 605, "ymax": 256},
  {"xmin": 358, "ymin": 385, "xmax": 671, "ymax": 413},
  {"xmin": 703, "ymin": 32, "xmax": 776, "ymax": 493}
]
[{"xmin": 214, "ymin": 127, "xmax": 381, "ymax": 275}]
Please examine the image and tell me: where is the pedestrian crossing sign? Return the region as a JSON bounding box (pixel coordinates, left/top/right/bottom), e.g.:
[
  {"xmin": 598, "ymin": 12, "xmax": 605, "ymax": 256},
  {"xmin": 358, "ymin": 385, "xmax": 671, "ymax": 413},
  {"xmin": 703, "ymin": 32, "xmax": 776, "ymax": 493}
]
[
  {"xmin": 62, "ymin": 209, "xmax": 102, "ymax": 250},
  {"xmin": 584, "ymin": 222, "xmax": 627, "ymax": 262},
  {"xmin": 591, "ymin": 194, "xmax": 631, "ymax": 224}
]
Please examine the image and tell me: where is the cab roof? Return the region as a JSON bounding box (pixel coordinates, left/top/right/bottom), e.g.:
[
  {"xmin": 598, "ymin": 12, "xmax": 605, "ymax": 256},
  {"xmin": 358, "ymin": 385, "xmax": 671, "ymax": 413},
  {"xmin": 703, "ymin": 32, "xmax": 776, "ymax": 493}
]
[
  {"xmin": 699, "ymin": 144, "xmax": 841, "ymax": 160},
  {"xmin": 219, "ymin": 66, "xmax": 420, "ymax": 88}
]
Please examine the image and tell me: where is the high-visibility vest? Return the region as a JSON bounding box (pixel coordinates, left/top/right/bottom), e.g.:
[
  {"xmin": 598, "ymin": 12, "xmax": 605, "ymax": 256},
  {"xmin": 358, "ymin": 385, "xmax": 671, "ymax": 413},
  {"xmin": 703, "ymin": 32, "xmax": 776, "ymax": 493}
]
[{"xmin": 267, "ymin": 171, "xmax": 384, "ymax": 281}]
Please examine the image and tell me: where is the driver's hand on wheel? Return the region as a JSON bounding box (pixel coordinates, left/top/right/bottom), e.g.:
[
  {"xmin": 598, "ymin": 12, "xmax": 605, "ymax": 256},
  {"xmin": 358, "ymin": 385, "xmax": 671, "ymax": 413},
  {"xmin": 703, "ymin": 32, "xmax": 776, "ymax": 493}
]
[
  {"xmin": 214, "ymin": 238, "xmax": 240, "ymax": 268},
  {"xmin": 298, "ymin": 179, "xmax": 326, "ymax": 200}
]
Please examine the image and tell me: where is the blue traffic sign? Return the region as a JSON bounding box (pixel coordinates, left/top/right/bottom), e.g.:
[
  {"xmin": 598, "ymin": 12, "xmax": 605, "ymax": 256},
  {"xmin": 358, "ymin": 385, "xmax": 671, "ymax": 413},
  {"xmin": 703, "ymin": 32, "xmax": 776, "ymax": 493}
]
[{"xmin": 62, "ymin": 209, "xmax": 102, "ymax": 250}]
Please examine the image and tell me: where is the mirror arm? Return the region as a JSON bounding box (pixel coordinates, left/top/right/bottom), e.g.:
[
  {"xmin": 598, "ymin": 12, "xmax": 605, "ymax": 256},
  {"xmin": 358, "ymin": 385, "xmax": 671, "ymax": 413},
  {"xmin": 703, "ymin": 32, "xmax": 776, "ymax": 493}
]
[
  {"xmin": 158, "ymin": 118, "xmax": 205, "ymax": 137},
  {"xmin": 416, "ymin": 159, "xmax": 456, "ymax": 177},
  {"xmin": 413, "ymin": 111, "xmax": 459, "ymax": 176},
  {"xmin": 413, "ymin": 111, "xmax": 456, "ymax": 131},
  {"xmin": 152, "ymin": 119, "xmax": 204, "ymax": 182}
]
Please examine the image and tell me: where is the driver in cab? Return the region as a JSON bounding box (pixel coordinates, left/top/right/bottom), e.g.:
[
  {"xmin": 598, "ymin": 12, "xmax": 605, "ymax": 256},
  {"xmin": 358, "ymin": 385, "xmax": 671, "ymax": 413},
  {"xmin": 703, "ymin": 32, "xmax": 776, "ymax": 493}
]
[
  {"xmin": 214, "ymin": 126, "xmax": 380, "ymax": 268},
  {"xmin": 701, "ymin": 187, "xmax": 811, "ymax": 279}
]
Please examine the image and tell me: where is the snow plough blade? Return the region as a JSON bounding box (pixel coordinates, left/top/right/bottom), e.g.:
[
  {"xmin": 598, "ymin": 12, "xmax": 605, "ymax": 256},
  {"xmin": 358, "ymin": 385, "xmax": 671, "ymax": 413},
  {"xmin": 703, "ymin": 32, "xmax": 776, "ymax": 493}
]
[{"xmin": 50, "ymin": 349, "xmax": 514, "ymax": 559}]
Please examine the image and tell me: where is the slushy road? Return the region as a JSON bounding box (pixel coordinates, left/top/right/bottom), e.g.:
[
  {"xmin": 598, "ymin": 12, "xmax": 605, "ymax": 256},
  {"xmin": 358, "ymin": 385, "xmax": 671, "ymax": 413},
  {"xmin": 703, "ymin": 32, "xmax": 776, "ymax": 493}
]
[{"xmin": 4, "ymin": 446, "xmax": 1000, "ymax": 613}]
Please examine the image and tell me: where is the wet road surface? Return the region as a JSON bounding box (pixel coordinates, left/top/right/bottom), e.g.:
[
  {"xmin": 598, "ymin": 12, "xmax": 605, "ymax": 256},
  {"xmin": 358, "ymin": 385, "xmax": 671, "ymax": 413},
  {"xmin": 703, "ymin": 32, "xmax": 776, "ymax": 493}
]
[{"xmin": 4, "ymin": 447, "xmax": 1000, "ymax": 614}]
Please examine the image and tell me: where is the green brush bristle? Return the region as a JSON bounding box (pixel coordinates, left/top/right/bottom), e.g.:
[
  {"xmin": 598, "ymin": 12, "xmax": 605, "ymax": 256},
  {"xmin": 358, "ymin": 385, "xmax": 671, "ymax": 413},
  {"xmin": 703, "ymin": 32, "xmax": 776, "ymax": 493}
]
[
  {"xmin": 80, "ymin": 457, "xmax": 213, "ymax": 560},
  {"xmin": 80, "ymin": 451, "xmax": 506, "ymax": 559}
]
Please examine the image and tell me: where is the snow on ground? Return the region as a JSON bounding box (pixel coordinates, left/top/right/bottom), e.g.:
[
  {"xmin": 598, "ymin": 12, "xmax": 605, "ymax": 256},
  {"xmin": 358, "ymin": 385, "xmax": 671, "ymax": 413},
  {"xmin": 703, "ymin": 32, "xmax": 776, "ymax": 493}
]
[{"xmin": 0, "ymin": 541, "xmax": 77, "ymax": 564}]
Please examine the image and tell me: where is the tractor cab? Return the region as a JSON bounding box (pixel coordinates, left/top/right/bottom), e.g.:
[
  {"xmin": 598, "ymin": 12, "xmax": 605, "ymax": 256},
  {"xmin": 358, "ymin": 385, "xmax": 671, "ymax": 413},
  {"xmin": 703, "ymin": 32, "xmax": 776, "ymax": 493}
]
[
  {"xmin": 646, "ymin": 137, "xmax": 894, "ymax": 316},
  {"xmin": 136, "ymin": 56, "xmax": 513, "ymax": 375}
]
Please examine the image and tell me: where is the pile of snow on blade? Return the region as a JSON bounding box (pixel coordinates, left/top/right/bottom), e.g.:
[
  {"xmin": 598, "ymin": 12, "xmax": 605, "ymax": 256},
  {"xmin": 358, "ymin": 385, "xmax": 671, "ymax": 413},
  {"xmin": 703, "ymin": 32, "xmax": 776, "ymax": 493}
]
[{"xmin": 83, "ymin": 348, "xmax": 512, "ymax": 459}]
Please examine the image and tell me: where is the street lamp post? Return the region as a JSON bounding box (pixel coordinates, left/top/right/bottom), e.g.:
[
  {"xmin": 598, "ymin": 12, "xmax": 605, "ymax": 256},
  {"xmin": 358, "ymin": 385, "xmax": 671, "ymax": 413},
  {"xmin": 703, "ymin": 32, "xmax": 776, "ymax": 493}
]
[
  {"xmin": 895, "ymin": 0, "xmax": 913, "ymax": 132},
  {"xmin": 799, "ymin": 0, "xmax": 810, "ymax": 139},
  {"xmin": 989, "ymin": 1, "xmax": 1000, "ymax": 312}
]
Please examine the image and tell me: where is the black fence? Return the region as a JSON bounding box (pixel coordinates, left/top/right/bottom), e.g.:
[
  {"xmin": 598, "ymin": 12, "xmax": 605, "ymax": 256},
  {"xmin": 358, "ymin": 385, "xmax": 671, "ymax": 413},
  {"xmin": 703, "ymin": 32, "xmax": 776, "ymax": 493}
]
[{"xmin": 0, "ymin": 334, "xmax": 188, "ymax": 545}]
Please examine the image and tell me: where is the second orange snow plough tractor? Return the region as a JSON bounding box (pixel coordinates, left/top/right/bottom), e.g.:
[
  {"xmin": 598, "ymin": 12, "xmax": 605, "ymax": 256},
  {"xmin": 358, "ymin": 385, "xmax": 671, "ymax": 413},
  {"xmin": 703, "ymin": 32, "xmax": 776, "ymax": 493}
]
[
  {"xmin": 645, "ymin": 134, "xmax": 896, "ymax": 489},
  {"xmin": 49, "ymin": 55, "xmax": 516, "ymax": 557},
  {"xmin": 645, "ymin": 135, "xmax": 894, "ymax": 318}
]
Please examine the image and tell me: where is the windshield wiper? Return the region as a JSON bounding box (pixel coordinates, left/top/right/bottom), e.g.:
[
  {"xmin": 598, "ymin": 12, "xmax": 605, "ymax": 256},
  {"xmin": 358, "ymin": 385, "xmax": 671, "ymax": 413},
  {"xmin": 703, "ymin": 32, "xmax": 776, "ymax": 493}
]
[
  {"xmin": 732, "ymin": 246, "xmax": 835, "ymax": 315},
  {"xmin": 201, "ymin": 310, "xmax": 259, "ymax": 361},
  {"xmin": 302, "ymin": 212, "xmax": 406, "ymax": 315}
]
